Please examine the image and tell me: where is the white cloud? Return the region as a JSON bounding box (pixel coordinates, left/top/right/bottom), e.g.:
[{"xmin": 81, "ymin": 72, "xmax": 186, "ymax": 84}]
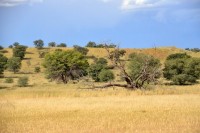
[{"xmin": 0, "ymin": 0, "xmax": 43, "ymax": 7}]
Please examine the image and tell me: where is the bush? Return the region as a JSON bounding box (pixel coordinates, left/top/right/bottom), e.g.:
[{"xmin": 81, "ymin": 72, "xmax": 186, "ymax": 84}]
[
  {"xmin": 7, "ymin": 57, "xmax": 21, "ymax": 73},
  {"xmin": 99, "ymin": 69, "xmax": 115, "ymax": 82},
  {"xmin": 38, "ymin": 51, "xmax": 48, "ymax": 58},
  {"xmin": 34, "ymin": 66, "xmax": 41, "ymax": 73},
  {"xmin": 5, "ymin": 78, "xmax": 14, "ymax": 83},
  {"xmin": 18, "ymin": 77, "xmax": 29, "ymax": 87},
  {"xmin": 163, "ymin": 53, "xmax": 200, "ymax": 85},
  {"xmin": 0, "ymin": 54, "xmax": 8, "ymax": 74},
  {"xmin": 73, "ymin": 45, "xmax": 89, "ymax": 55},
  {"xmin": 9, "ymin": 45, "xmax": 13, "ymax": 48},
  {"xmin": 13, "ymin": 45, "xmax": 27, "ymax": 59},
  {"xmin": 57, "ymin": 43, "xmax": 67, "ymax": 47},
  {"xmin": 0, "ymin": 45, "xmax": 4, "ymax": 50}
]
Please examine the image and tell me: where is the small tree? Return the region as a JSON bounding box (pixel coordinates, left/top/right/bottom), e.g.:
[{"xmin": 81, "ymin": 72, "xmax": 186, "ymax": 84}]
[
  {"xmin": 13, "ymin": 45, "xmax": 27, "ymax": 59},
  {"xmin": 9, "ymin": 45, "xmax": 13, "ymax": 48},
  {"xmin": 13, "ymin": 42, "xmax": 19, "ymax": 47},
  {"xmin": 18, "ymin": 77, "xmax": 29, "ymax": 87},
  {"xmin": 43, "ymin": 50, "xmax": 89, "ymax": 84},
  {"xmin": 48, "ymin": 42, "xmax": 56, "ymax": 47},
  {"xmin": 99, "ymin": 69, "xmax": 115, "ymax": 82},
  {"xmin": 0, "ymin": 54, "xmax": 8, "ymax": 75},
  {"xmin": 88, "ymin": 57, "xmax": 108, "ymax": 82},
  {"xmin": 7, "ymin": 57, "xmax": 21, "ymax": 73},
  {"xmin": 86, "ymin": 41, "xmax": 96, "ymax": 47},
  {"xmin": 73, "ymin": 45, "xmax": 89, "ymax": 55},
  {"xmin": 34, "ymin": 39, "xmax": 44, "ymax": 49},
  {"xmin": 57, "ymin": 43, "xmax": 67, "ymax": 47}
]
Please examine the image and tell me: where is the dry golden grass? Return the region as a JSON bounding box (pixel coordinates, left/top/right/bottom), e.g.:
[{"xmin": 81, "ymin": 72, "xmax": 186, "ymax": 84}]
[
  {"xmin": 0, "ymin": 47, "xmax": 200, "ymax": 133},
  {"xmin": 0, "ymin": 94, "xmax": 200, "ymax": 133}
]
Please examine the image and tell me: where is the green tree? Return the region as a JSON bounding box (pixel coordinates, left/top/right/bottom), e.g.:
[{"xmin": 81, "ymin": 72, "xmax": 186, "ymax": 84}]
[
  {"xmin": 57, "ymin": 43, "xmax": 67, "ymax": 47},
  {"xmin": 128, "ymin": 53, "xmax": 161, "ymax": 88},
  {"xmin": 0, "ymin": 45, "xmax": 4, "ymax": 50},
  {"xmin": 43, "ymin": 50, "xmax": 89, "ymax": 84},
  {"xmin": 13, "ymin": 45, "xmax": 27, "ymax": 59},
  {"xmin": 99, "ymin": 69, "xmax": 115, "ymax": 82},
  {"xmin": 86, "ymin": 41, "xmax": 96, "ymax": 47},
  {"xmin": 7, "ymin": 57, "xmax": 21, "ymax": 73},
  {"xmin": 9, "ymin": 45, "xmax": 13, "ymax": 48},
  {"xmin": 34, "ymin": 39, "xmax": 44, "ymax": 49},
  {"xmin": 13, "ymin": 42, "xmax": 19, "ymax": 47},
  {"xmin": 48, "ymin": 42, "xmax": 56, "ymax": 47},
  {"xmin": 0, "ymin": 54, "xmax": 8, "ymax": 75},
  {"xmin": 88, "ymin": 58, "xmax": 109, "ymax": 82},
  {"xmin": 163, "ymin": 53, "xmax": 200, "ymax": 85},
  {"xmin": 73, "ymin": 45, "xmax": 89, "ymax": 55}
]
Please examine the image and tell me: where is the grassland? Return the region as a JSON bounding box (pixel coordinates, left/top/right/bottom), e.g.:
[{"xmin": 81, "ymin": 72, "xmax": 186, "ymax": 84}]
[{"xmin": 0, "ymin": 47, "xmax": 200, "ymax": 133}]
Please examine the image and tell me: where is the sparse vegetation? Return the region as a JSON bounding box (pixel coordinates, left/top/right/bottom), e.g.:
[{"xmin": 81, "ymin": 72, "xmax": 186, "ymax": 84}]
[
  {"xmin": 18, "ymin": 76, "xmax": 29, "ymax": 87},
  {"xmin": 7, "ymin": 57, "xmax": 21, "ymax": 73},
  {"xmin": 13, "ymin": 45, "xmax": 27, "ymax": 59},
  {"xmin": 34, "ymin": 66, "xmax": 41, "ymax": 73},
  {"xmin": 4, "ymin": 78, "xmax": 14, "ymax": 83}
]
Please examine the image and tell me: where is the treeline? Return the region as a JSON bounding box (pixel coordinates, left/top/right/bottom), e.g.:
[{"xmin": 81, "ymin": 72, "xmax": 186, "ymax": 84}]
[
  {"xmin": 185, "ymin": 48, "xmax": 200, "ymax": 52},
  {"xmin": 86, "ymin": 41, "xmax": 116, "ymax": 48},
  {"xmin": 1, "ymin": 42, "xmax": 200, "ymax": 89}
]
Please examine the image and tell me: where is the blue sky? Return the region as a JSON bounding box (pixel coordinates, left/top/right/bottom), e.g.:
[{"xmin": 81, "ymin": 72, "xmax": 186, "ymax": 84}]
[{"xmin": 0, "ymin": 0, "xmax": 200, "ymax": 48}]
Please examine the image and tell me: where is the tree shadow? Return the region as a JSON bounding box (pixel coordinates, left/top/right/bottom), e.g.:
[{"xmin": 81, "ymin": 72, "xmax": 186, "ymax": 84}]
[
  {"xmin": 0, "ymin": 86, "xmax": 8, "ymax": 90},
  {"xmin": 23, "ymin": 58, "xmax": 31, "ymax": 60},
  {"xmin": 26, "ymin": 52, "xmax": 34, "ymax": 54}
]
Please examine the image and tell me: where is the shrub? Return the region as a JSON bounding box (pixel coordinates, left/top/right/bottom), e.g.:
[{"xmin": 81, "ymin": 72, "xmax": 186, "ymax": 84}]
[
  {"xmin": 0, "ymin": 45, "xmax": 4, "ymax": 50},
  {"xmin": 57, "ymin": 43, "xmax": 67, "ymax": 47},
  {"xmin": 163, "ymin": 53, "xmax": 200, "ymax": 85},
  {"xmin": 99, "ymin": 69, "xmax": 115, "ymax": 82},
  {"xmin": 18, "ymin": 77, "xmax": 29, "ymax": 87},
  {"xmin": 73, "ymin": 45, "xmax": 89, "ymax": 55},
  {"xmin": 34, "ymin": 66, "xmax": 41, "ymax": 73},
  {"xmin": 0, "ymin": 54, "xmax": 8, "ymax": 74},
  {"xmin": 13, "ymin": 45, "xmax": 27, "ymax": 59},
  {"xmin": 5, "ymin": 78, "xmax": 14, "ymax": 83},
  {"xmin": 7, "ymin": 57, "xmax": 21, "ymax": 73},
  {"xmin": 38, "ymin": 51, "xmax": 48, "ymax": 58},
  {"xmin": 48, "ymin": 42, "xmax": 56, "ymax": 47},
  {"xmin": 9, "ymin": 45, "xmax": 13, "ymax": 48}
]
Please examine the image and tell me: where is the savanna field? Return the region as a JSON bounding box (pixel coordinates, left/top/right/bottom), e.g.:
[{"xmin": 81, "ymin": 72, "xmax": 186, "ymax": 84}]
[{"xmin": 0, "ymin": 47, "xmax": 200, "ymax": 133}]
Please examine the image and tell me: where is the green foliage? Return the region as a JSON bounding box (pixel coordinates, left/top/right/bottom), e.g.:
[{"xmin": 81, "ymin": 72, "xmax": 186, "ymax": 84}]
[
  {"xmin": 57, "ymin": 43, "xmax": 67, "ymax": 47},
  {"xmin": 13, "ymin": 42, "xmax": 19, "ymax": 47},
  {"xmin": 86, "ymin": 41, "xmax": 97, "ymax": 47},
  {"xmin": 13, "ymin": 45, "xmax": 27, "ymax": 59},
  {"xmin": 99, "ymin": 69, "xmax": 115, "ymax": 82},
  {"xmin": 128, "ymin": 53, "xmax": 161, "ymax": 87},
  {"xmin": 0, "ymin": 54, "xmax": 8, "ymax": 74},
  {"xmin": 34, "ymin": 39, "xmax": 44, "ymax": 49},
  {"xmin": 163, "ymin": 53, "xmax": 200, "ymax": 85},
  {"xmin": 185, "ymin": 48, "xmax": 200, "ymax": 52},
  {"xmin": 88, "ymin": 57, "xmax": 111, "ymax": 82},
  {"xmin": 7, "ymin": 57, "xmax": 21, "ymax": 73},
  {"xmin": 34, "ymin": 66, "xmax": 41, "ymax": 73},
  {"xmin": 9, "ymin": 45, "xmax": 13, "ymax": 48},
  {"xmin": 73, "ymin": 45, "xmax": 89, "ymax": 55},
  {"xmin": 18, "ymin": 77, "xmax": 29, "ymax": 87},
  {"xmin": 166, "ymin": 53, "xmax": 191, "ymax": 60},
  {"xmin": 86, "ymin": 42, "xmax": 116, "ymax": 48},
  {"xmin": 43, "ymin": 50, "xmax": 89, "ymax": 84},
  {"xmin": 5, "ymin": 78, "xmax": 14, "ymax": 83},
  {"xmin": 48, "ymin": 42, "xmax": 56, "ymax": 47},
  {"xmin": 0, "ymin": 45, "xmax": 4, "ymax": 50}
]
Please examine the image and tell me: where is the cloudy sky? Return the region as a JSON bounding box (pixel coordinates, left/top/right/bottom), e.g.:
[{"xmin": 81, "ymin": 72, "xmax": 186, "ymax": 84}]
[{"xmin": 0, "ymin": 0, "xmax": 200, "ymax": 48}]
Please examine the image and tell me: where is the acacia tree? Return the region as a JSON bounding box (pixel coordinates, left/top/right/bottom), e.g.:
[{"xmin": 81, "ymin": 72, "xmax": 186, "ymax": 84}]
[
  {"xmin": 34, "ymin": 39, "xmax": 44, "ymax": 49},
  {"xmin": 93, "ymin": 46, "xmax": 161, "ymax": 89},
  {"xmin": 43, "ymin": 50, "xmax": 89, "ymax": 84}
]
